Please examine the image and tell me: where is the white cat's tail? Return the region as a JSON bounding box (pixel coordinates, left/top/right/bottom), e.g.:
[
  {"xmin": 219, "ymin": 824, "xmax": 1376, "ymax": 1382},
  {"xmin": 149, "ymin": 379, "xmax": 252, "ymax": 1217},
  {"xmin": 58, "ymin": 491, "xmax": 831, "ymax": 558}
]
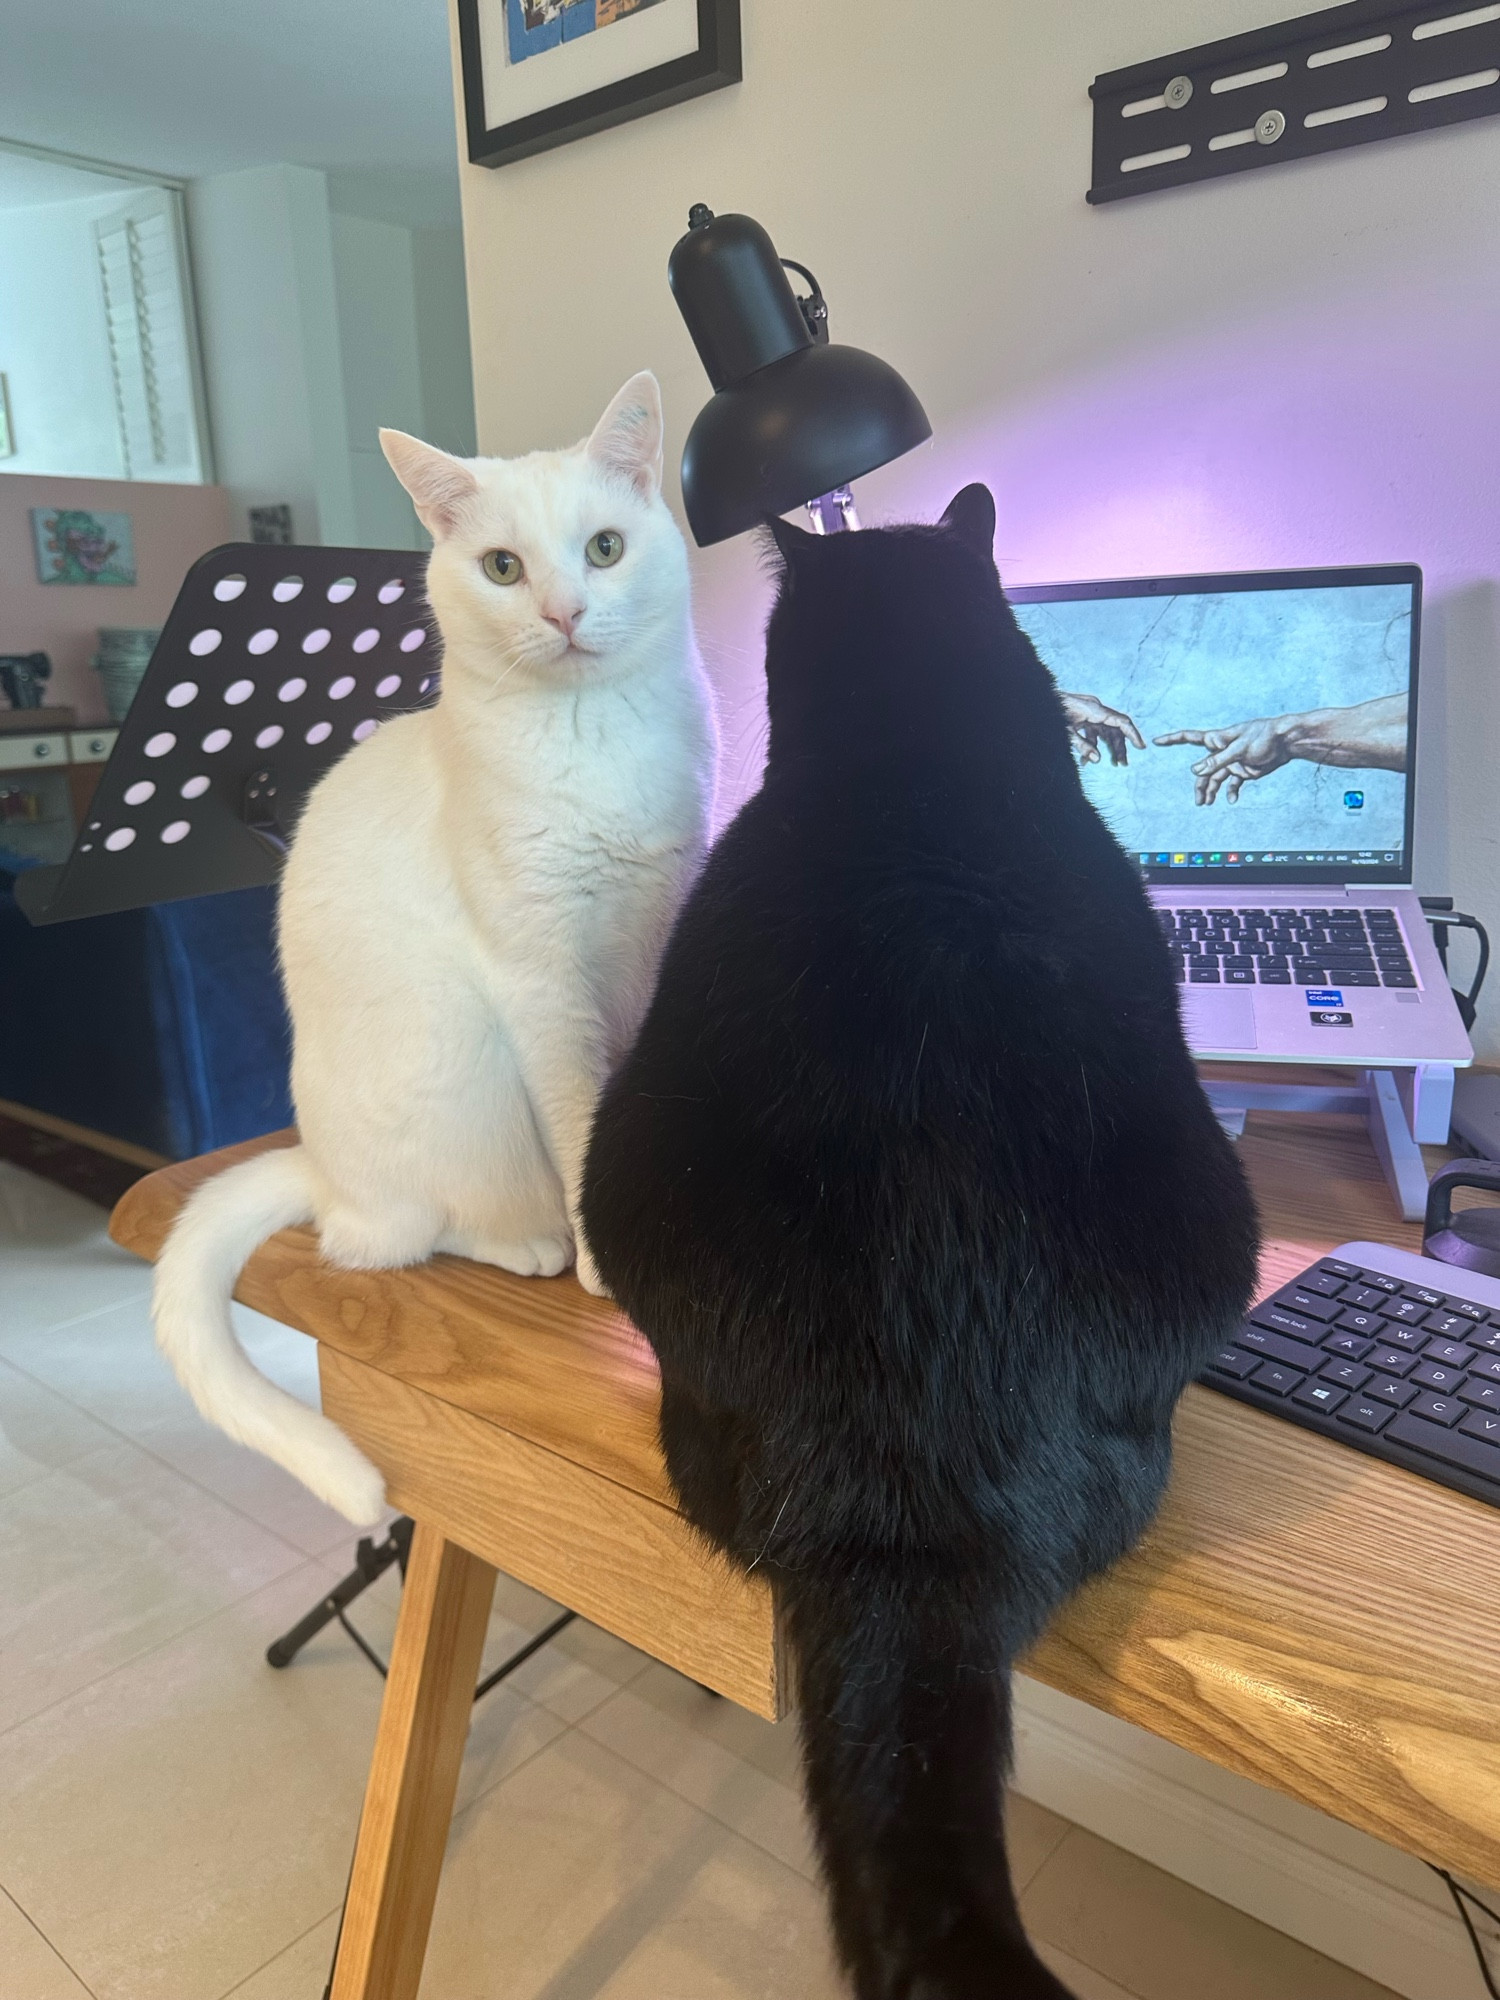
[{"xmin": 152, "ymin": 1146, "xmax": 387, "ymax": 1525}]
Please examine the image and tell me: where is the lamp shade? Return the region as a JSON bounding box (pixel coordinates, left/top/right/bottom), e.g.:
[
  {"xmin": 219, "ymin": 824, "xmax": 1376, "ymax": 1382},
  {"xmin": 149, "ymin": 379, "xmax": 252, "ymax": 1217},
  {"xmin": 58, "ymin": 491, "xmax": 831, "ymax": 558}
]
[{"xmin": 668, "ymin": 209, "xmax": 932, "ymax": 547}]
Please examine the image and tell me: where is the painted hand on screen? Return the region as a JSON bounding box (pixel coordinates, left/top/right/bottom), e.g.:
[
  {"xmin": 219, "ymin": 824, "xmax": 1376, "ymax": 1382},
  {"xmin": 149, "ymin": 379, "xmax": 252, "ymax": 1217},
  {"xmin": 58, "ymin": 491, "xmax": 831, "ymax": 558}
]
[
  {"xmin": 1060, "ymin": 692, "xmax": 1147, "ymax": 767},
  {"xmin": 1154, "ymin": 694, "xmax": 1408, "ymax": 805}
]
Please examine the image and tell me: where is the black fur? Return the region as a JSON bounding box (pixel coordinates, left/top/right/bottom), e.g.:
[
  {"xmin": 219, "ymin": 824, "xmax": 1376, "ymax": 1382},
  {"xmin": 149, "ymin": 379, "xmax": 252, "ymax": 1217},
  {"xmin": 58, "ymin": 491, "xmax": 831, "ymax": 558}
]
[{"xmin": 581, "ymin": 490, "xmax": 1260, "ymax": 1998}]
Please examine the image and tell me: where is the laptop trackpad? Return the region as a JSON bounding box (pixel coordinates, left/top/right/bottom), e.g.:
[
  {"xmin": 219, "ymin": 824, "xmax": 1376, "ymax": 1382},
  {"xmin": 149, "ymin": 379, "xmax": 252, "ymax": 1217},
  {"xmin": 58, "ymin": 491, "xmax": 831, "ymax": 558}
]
[{"xmin": 1180, "ymin": 989, "xmax": 1258, "ymax": 1052}]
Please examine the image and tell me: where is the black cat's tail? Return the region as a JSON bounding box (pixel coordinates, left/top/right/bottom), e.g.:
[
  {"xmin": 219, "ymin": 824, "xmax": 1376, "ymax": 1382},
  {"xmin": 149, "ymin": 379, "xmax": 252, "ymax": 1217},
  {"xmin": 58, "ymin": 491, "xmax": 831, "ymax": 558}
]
[{"xmin": 782, "ymin": 1565, "xmax": 1076, "ymax": 2000}]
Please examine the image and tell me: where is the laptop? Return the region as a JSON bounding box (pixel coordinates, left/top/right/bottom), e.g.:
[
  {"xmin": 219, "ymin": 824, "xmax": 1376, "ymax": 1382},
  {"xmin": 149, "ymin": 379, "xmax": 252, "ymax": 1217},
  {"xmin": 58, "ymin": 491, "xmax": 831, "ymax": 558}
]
[{"xmin": 1008, "ymin": 564, "xmax": 1472, "ymax": 1068}]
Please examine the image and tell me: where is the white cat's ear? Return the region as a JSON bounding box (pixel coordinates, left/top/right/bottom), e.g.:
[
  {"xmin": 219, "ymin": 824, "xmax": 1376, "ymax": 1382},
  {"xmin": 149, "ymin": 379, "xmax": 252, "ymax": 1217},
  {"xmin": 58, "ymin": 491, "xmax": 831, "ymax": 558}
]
[
  {"xmin": 586, "ymin": 372, "xmax": 664, "ymax": 500},
  {"xmin": 379, "ymin": 430, "xmax": 481, "ymax": 538}
]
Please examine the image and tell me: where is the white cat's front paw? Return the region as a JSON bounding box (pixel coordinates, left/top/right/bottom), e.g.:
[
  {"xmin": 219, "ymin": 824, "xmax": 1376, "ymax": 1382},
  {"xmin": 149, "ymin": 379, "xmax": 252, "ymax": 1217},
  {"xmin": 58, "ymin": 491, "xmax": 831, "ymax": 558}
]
[
  {"xmin": 466, "ymin": 1235, "xmax": 572, "ymax": 1278},
  {"xmin": 574, "ymin": 1244, "xmax": 612, "ymax": 1298}
]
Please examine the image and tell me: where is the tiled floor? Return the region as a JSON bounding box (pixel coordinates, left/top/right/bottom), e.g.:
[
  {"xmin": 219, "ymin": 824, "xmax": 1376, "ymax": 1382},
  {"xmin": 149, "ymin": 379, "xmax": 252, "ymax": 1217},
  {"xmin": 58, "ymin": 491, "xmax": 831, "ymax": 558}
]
[{"xmin": 0, "ymin": 1157, "xmax": 1404, "ymax": 2000}]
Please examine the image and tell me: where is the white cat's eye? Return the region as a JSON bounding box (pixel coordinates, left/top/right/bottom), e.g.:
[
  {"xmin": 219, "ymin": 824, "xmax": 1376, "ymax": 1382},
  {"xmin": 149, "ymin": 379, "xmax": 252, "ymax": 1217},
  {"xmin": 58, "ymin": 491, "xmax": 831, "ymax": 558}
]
[
  {"xmin": 585, "ymin": 530, "xmax": 625, "ymax": 569},
  {"xmin": 482, "ymin": 549, "xmax": 524, "ymax": 586}
]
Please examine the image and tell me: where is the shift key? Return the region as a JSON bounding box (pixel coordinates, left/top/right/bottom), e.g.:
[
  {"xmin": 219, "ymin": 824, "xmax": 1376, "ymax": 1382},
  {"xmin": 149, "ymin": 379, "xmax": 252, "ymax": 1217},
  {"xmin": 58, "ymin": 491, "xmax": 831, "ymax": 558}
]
[
  {"xmin": 1248, "ymin": 1304, "xmax": 1327, "ymax": 1346},
  {"xmin": 1239, "ymin": 1322, "xmax": 1326, "ymax": 1368}
]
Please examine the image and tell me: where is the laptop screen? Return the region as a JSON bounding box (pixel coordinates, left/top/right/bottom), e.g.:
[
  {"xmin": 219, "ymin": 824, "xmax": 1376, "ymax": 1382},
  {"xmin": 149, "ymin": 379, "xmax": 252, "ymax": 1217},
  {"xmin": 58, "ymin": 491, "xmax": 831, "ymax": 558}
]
[{"xmin": 1008, "ymin": 565, "xmax": 1421, "ymax": 887}]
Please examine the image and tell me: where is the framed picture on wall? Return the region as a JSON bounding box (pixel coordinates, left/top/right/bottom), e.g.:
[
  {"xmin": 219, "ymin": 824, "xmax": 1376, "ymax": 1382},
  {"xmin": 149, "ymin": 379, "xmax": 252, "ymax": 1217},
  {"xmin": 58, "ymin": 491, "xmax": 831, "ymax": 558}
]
[
  {"xmin": 457, "ymin": 0, "xmax": 740, "ymax": 169},
  {"xmin": 31, "ymin": 508, "xmax": 137, "ymax": 586}
]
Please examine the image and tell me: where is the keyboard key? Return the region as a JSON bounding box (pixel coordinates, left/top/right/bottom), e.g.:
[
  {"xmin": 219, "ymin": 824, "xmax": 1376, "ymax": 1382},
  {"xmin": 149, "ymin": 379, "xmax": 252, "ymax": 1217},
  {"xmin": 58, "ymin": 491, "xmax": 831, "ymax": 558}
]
[
  {"xmin": 1225, "ymin": 967, "xmax": 1256, "ymax": 984},
  {"xmin": 1252, "ymin": 1361, "xmax": 1304, "ymax": 1396},
  {"xmin": 1445, "ymin": 1299, "xmax": 1489, "ymax": 1323},
  {"xmin": 1258, "ymin": 969, "xmax": 1292, "ymax": 983},
  {"xmin": 1189, "ymin": 967, "xmax": 1221, "ymax": 983},
  {"xmin": 1372, "ymin": 1322, "xmax": 1430, "ymax": 1352},
  {"xmin": 1344, "ymin": 1287, "xmax": 1392, "ymax": 1312},
  {"xmin": 1293, "ymin": 1378, "xmax": 1348, "ymax": 1415},
  {"xmin": 1468, "ymin": 1355, "xmax": 1500, "ymax": 1383},
  {"xmin": 1367, "ymin": 1375, "xmax": 1419, "ymax": 1408},
  {"xmin": 1460, "ymin": 1409, "xmax": 1500, "ymax": 1447},
  {"xmin": 1320, "ymin": 1358, "xmax": 1371, "ymax": 1390},
  {"xmin": 1323, "ymin": 1330, "xmax": 1374, "ymax": 1360},
  {"xmin": 1358, "ymin": 1273, "xmax": 1402, "ymax": 1295},
  {"xmin": 1321, "ymin": 1261, "xmax": 1364, "ymax": 1282},
  {"xmin": 1273, "ymin": 1288, "xmax": 1343, "ymax": 1322},
  {"xmin": 1296, "ymin": 1269, "xmax": 1348, "ymax": 1298},
  {"xmin": 1340, "ymin": 971, "xmax": 1381, "ymax": 987},
  {"xmin": 1334, "ymin": 1309, "xmax": 1384, "ymax": 1337},
  {"xmin": 1459, "ymin": 1379, "xmax": 1500, "ymax": 1411},
  {"xmin": 1389, "ymin": 1410, "xmax": 1500, "ymax": 1479},
  {"xmin": 1473, "ymin": 1328, "xmax": 1500, "ymax": 1355},
  {"xmin": 1250, "ymin": 1305, "xmax": 1327, "ymax": 1344},
  {"xmin": 1411, "ymin": 1393, "xmax": 1464, "ymax": 1427},
  {"xmin": 1209, "ymin": 1346, "xmax": 1259, "ymax": 1380},
  {"xmin": 1339, "ymin": 1397, "xmax": 1394, "ymax": 1434},
  {"xmin": 1382, "ymin": 973, "xmax": 1418, "ymax": 988},
  {"xmin": 1241, "ymin": 1324, "xmax": 1324, "ymax": 1367},
  {"xmin": 1404, "ymin": 1285, "xmax": 1447, "ymax": 1309},
  {"xmin": 1413, "ymin": 1360, "xmax": 1466, "ymax": 1393},
  {"xmin": 1367, "ymin": 1346, "xmax": 1417, "ymax": 1378},
  {"xmin": 1423, "ymin": 1338, "xmax": 1476, "ymax": 1368},
  {"xmin": 1381, "ymin": 1297, "xmax": 1429, "ymax": 1325}
]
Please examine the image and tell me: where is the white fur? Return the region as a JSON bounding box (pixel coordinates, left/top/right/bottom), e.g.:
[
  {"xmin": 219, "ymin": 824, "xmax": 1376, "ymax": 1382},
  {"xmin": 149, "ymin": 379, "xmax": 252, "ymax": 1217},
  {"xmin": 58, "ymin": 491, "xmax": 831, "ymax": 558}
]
[{"xmin": 152, "ymin": 375, "xmax": 717, "ymax": 1523}]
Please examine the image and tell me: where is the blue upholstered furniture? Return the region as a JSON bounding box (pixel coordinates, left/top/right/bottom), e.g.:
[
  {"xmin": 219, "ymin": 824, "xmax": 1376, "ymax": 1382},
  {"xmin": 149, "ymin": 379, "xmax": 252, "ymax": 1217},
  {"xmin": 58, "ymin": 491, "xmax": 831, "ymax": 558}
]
[{"xmin": 0, "ymin": 859, "xmax": 292, "ymax": 1161}]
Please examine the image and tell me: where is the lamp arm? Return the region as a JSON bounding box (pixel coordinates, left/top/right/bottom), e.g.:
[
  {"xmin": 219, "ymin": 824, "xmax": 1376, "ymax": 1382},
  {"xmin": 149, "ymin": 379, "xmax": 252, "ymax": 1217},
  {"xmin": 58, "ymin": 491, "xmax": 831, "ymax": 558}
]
[{"xmin": 780, "ymin": 260, "xmax": 829, "ymax": 345}]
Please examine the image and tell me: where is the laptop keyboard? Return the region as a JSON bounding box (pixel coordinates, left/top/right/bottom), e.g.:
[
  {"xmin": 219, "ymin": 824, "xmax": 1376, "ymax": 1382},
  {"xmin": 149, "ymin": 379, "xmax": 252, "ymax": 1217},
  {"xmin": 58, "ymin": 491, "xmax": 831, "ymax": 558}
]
[
  {"xmin": 1157, "ymin": 906, "xmax": 1418, "ymax": 988},
  {"xmin": 1205, "ymin": 1246, "xmax": 1500, "ymax": 1508}
]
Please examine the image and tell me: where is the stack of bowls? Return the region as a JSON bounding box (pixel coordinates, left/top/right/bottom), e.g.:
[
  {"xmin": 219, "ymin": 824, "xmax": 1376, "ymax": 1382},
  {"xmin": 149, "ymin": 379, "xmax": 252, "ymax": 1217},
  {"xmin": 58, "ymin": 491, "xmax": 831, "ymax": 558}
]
[{"xmin": 94, "ymin": 628, "xmax": 162, "ymax": 722}]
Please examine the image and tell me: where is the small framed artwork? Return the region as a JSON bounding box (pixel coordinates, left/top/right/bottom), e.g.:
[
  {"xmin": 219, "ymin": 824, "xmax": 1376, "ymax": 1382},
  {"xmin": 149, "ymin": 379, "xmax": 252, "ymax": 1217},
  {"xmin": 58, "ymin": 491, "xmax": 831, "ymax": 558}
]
[
  {"xmin": 32, "ymin": 507, "xmax": 137, "ymax": 586},
  {"xmin": 457, "ymin": 0, "xmax": 740, "ymax": 169}
]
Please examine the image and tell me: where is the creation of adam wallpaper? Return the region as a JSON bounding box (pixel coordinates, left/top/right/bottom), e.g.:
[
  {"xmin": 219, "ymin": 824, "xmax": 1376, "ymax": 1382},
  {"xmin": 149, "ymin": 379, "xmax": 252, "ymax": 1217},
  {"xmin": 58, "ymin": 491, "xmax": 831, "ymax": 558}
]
[{"xmin": 1011, "ymin": 583, "xmax": 1413, "ymax": 864}]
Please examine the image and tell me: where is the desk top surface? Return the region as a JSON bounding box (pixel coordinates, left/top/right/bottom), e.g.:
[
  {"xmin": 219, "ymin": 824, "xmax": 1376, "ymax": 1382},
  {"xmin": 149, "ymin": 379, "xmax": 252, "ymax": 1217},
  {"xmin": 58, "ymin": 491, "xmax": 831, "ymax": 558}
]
[{"xmin": 112, "ymin": 1075, "xmax": 1500, "ymax": 1886}]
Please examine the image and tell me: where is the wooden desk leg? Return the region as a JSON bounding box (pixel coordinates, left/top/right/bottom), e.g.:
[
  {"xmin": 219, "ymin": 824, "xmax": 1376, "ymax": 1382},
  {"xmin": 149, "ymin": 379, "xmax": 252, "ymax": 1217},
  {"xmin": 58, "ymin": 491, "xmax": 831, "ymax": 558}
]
[{"xmin": 330, "ymin": 1521, "xmax": 497, "ymax": 2000}]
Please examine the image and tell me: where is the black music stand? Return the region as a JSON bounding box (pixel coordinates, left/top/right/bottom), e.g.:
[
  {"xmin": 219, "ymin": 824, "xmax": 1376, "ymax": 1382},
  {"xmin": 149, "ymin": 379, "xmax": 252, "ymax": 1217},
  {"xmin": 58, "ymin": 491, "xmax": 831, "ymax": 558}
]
[{"xmin": 15, "ymin": 541, "xmax": 439, "ymax": 925}]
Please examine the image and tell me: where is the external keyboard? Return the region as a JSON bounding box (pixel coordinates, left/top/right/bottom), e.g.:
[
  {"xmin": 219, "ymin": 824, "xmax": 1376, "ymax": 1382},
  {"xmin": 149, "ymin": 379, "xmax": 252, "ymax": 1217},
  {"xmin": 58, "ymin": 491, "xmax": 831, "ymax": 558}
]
[
  {"xmin": 1158, "ymin": 905, "xmax": 1417, "ymax": 988},
  {"xmin": 1204, "ymin": 1240, "xmax": 1500, "ymax": 1508}
]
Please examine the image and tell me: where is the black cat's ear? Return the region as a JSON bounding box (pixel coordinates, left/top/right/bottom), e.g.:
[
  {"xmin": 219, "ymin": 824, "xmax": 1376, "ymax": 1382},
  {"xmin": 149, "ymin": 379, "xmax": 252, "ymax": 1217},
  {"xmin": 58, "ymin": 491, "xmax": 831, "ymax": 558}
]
[
  {"xmin": 761, "ymin": 511, "xmax": 817, "ymax": 584},
  {"xmin": 941, "ymin": 484, "xmax": 997, "ymax": 562},
  {"xmin": 765, "ymin": 512, "xmax": 816, "ymax": 561}
]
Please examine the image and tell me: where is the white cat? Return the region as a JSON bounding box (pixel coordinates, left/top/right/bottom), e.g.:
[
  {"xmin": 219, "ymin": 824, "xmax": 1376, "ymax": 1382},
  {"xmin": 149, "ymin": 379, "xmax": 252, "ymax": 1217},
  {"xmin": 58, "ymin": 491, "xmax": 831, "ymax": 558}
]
[{"xmin": 152, "ymin": 374, "xmax": 717, "ymax": 1524}]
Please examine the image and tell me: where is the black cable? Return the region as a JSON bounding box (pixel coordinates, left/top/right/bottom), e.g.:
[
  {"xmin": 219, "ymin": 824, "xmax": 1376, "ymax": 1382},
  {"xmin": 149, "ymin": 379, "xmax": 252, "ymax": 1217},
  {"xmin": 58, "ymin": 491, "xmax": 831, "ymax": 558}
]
[
  {"xmin": 1421, "ymin": 902, "xmax": 1490, "ymax": 1030},
  {"xmin": 1431, "ymin": 1865, "xmax": 1500, "ymax": 1997}
]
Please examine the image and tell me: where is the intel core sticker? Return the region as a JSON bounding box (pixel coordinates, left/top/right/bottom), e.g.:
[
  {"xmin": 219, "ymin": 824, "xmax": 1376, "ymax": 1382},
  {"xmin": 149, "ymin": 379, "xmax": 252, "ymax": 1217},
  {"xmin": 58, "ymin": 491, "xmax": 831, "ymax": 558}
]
[
  {"xmin": 1306, "ymin": 988, "xmax": 1343, "ymax": 1007},
  {"xmin": 1310, "ymin": 1010, "xmax": 1354, "ymax": 1027}
]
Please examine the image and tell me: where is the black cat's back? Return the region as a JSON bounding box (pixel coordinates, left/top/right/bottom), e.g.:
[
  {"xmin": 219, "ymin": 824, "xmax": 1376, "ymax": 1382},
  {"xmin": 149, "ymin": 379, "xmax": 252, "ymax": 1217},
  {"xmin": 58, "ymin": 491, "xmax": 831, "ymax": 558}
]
[{"xmin": 582, "ymin": 489, "xmax": 1259, "ymax": 1999}]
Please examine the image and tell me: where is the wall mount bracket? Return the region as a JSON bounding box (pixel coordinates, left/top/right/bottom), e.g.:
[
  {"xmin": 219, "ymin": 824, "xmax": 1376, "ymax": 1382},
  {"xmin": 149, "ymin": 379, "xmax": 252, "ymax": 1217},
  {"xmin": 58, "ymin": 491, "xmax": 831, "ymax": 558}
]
[{"xmin": 1089, "ymin": 0, "xmax": 1500, "ymax": 205}]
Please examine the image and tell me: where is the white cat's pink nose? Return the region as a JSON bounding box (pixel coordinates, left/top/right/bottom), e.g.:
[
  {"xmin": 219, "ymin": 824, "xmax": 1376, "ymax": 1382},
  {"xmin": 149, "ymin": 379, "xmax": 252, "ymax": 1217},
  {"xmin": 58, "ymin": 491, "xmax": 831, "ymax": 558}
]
[{"xmin": 542, "ymin": 603, "xmax": 584, "ymax": 640}]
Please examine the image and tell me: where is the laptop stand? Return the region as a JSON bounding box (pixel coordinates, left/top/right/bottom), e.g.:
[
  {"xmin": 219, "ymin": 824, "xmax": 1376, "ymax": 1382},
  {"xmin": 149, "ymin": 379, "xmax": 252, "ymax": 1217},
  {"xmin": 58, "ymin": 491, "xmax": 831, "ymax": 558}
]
[
  {"xmin": 14, "ymin": 542, "xmax": 439, "ymax": 925},
  {"xmin": 1202, "ymin": 1064, "xmax": 1455, "ymax": 1223}
]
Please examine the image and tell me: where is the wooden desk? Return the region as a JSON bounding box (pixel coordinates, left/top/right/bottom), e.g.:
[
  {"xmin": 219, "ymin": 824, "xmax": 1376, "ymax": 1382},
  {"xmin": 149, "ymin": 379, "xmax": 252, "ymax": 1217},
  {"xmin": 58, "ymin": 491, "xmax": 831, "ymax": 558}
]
[{"xmin": 111, "ymin": 1083, "xmax": 1500, "ymax": 1998}]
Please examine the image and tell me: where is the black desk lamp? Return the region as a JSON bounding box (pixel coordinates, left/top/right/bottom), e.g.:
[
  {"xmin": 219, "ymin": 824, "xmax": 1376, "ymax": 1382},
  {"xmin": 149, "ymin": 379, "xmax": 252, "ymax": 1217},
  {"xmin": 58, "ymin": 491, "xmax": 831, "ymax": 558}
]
[{"xmin": 668, "ymin": 206, "xmax": 931, "ymax": 546}]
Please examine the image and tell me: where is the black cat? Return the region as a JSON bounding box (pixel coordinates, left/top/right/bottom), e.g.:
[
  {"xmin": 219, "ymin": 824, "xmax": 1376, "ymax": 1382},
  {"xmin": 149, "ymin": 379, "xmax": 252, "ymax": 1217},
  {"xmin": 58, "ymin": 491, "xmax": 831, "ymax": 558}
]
[{"xmin": 581, "ymin": 487, "xmax": 1260, "ymax": 1999}]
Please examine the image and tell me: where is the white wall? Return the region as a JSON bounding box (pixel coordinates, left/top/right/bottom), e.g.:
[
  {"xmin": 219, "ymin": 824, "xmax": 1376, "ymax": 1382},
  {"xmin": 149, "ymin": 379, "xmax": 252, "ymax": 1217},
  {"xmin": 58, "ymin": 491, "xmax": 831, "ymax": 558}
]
[
  {"xmin": 411, "ymin": 223, "xmax": 478, "ymax": 460},
  {"xmin": 0, "ymin": 190, "xmax": 137, "ymax": 480},
  {"xmin": 189, "ymin": 166, "xmax": 476, "ymax": 551},
  {"xmin": 450, "ymin": 0, "xmax": 1500, "ymax": 1062},
  {"xmin": 187, "ymin": 164, "xmax": 358, "ymax": 546},
  {"xmin": 331, "ymin": 210, "xmax": 426, "ymax": 549}
]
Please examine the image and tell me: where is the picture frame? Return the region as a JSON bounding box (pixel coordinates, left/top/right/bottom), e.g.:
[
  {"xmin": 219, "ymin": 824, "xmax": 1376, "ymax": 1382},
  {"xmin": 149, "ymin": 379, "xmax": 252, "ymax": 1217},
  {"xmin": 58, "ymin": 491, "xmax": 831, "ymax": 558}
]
[
  {"xmin": 457, "ymin": 0, "xmax": 740, "ymax": 170},
  {"xmin": 31, "ymin": 507, "xmax": 137, "ymax": 586}
]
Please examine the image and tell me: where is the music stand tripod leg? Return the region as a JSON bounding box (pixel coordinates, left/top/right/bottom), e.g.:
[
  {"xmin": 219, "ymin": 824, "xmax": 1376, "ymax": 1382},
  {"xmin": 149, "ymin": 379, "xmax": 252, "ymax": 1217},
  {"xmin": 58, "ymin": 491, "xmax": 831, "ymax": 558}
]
[
  {"xmin": 328, "ymin": 1521, "xmax": 496, "ymax": 2000},
  {"xmin": 265, "ymin": 1518, "xmax": 414, "ymax": 1670}
]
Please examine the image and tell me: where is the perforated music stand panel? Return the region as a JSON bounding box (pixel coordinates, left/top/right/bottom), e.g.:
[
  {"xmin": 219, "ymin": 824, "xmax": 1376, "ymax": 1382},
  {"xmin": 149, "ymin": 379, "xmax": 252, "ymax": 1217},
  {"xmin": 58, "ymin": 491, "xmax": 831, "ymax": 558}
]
[{"xmin": 15, "ymin": 544, "xmax": 438, "ymax": 925}]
